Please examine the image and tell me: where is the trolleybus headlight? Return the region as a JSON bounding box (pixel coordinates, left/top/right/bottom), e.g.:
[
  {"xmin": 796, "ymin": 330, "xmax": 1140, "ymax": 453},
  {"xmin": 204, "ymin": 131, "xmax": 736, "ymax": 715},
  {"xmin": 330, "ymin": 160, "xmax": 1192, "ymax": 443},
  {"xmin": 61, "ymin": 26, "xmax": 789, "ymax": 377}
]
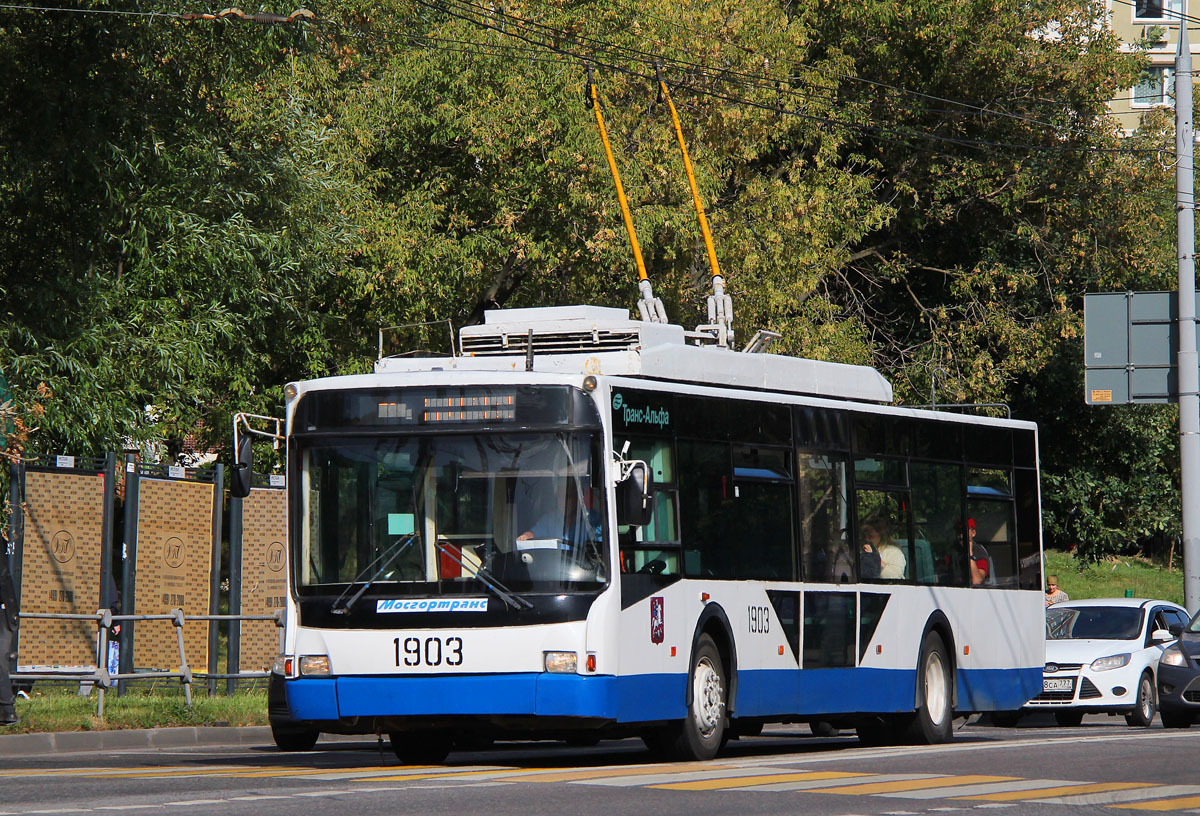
[
  {"xmin": 544, "ymin": 651, "xmax": 578, "ymax": 674},
  {"xmin": 272, "ymin": 655, "xmax": 295, "ymax": 676},
  {"xmin": 1162, "ymin": 645, "xmax": 1187, "ymax": 667},
  {"xmin": 1090, "ymin": 653, "xmax": 1131, "ymax": 672},
  {"xmin": 299, "ymin": 655, "xmax": 332, "ymax": 676}
]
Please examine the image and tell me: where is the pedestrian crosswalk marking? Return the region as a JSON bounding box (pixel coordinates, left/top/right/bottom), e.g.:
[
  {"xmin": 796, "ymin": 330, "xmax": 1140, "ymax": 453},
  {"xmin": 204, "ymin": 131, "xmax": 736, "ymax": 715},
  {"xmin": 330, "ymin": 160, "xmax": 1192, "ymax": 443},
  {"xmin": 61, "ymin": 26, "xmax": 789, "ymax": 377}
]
[
  {"xmin": 806, "ymin": 775, "xmax": 1015, "ymax": 795},
  {"xmin": 955, "ymin": 782, "xmax": 1149, "ymax": 801},
  {"xmin": 1113, "ymin": 794, "xmax": 1200, "ymax": 811},
  {"xmin": 31, "ymin": 756, "xmax": 1200, "ymax": 810},
  {"xmin": 651, "ymin": 770, "xmax": 864, "ymax": 791},
  {"xmin": 504, "ymin": 762, "xmax": 714, "ymax": 783}
]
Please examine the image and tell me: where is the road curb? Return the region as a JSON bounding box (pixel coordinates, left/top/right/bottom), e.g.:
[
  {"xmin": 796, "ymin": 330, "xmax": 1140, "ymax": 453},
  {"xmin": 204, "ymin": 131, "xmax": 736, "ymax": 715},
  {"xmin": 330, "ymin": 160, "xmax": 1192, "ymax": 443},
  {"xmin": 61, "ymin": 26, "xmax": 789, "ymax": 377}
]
[{"xmin": 0, "ymin": 725, "xmax": 273, "ymax": 756}]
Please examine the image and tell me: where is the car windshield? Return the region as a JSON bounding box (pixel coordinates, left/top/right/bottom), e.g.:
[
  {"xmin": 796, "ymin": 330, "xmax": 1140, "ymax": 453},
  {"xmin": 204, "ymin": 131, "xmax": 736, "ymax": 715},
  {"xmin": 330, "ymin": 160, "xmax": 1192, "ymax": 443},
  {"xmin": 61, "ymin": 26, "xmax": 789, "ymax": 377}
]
[
  {"xmin": 1046, "ymin": 606, "xmax": 1143, "ymax": 640},
  {"xmin": 296, "ymin": 431, "xmax": 608, "ymax": 597}
]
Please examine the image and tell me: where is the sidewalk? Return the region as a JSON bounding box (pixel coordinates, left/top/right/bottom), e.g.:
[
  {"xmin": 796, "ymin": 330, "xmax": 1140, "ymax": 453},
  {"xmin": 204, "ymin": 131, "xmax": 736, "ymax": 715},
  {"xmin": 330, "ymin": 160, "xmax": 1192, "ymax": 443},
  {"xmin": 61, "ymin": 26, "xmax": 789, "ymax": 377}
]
[{"xmin": 0, "ymin": 725, "xmax": 273, "ymax": 756}]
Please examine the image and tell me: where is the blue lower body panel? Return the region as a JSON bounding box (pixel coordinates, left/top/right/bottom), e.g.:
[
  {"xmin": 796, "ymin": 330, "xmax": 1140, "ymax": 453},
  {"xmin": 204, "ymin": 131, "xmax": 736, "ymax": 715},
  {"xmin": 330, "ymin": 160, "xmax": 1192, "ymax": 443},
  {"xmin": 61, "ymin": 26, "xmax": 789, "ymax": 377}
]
[
  {"xmin": 958, "ymin": 666, "xmax": 1041, "ymax": 711},
  {"xmin": 282, "ymin": 665, "xmax": 1041, "ymax": 723}
]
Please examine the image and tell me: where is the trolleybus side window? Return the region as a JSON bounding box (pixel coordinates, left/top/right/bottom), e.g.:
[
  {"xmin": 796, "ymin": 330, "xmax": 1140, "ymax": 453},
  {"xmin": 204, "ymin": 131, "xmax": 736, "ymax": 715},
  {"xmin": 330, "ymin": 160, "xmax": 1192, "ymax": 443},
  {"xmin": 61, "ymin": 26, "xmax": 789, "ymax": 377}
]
[
  {"xmin": 1014, "ymin": 467, "xmax": 1042, "ymax": 589},
  {"xmin": 678, "ymin": 440, "xmax": 736, "ymax": 578},
  {"xmin": 854, "ymin": 487, "xmax": 913, "ymax": 582},
  {"xmin": 618, "ymin": 438, "xmax": 680, "ymax": 576},
  {"xmin": 678, "ymin": 438, "xmax": 797, "ymax": 581},
  {"xmin": 909, "ymin": 461, "xmax": 967, "ymax": 586},
  {"xmin": 731, "ymin": 444, "xmax": 796, "ymax": 580},
  {"xmin": 798, "ymin": 453, "xmax": 853, "ymax": 584},
  {"xmin": 967, "ymin": 468, "xmax": 1018, "ymax": 588}
]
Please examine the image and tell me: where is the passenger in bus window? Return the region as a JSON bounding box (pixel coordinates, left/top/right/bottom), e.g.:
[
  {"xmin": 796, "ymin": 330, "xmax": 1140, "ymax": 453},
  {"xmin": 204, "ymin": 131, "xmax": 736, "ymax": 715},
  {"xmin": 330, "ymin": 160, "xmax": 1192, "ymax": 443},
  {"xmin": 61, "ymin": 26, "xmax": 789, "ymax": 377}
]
[
  {"xmin": 861, "ymin": 517, "xmax": 905, "ymax": 579},
  {"xmin": 967, "ymin": 518, "xmax": 990, "ymax": 586}
]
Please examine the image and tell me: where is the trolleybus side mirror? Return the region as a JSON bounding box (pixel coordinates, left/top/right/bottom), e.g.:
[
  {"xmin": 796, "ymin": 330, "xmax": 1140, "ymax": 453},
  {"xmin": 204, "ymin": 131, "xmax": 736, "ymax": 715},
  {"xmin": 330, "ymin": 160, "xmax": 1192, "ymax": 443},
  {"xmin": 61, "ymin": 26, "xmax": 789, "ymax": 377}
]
[
  {"xmin": 617, "ymin": 461, "xmax": 654, "ymax": 527},
  {"xmin": 230, "ymin": 433, "xmax": 253, "ymax": 498}
]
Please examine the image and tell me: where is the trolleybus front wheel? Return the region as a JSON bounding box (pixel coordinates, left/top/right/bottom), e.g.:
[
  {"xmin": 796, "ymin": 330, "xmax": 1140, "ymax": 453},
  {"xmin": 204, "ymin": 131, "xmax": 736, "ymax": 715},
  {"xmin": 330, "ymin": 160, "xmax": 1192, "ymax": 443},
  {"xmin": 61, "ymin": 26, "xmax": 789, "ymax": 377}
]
[
  {"xmin": 646, "ymin": 633, "xmax": 727, "ymax": 761},
  {"xmin": 270, "ymin": 721, "xmax": 319, "ymax": 752}
]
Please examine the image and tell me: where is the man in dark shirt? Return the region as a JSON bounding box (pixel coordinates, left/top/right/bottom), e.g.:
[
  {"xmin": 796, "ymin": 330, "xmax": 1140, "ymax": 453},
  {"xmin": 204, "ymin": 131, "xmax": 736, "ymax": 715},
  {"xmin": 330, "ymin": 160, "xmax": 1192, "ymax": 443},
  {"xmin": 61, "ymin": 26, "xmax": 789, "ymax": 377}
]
[{"xmin": 0, "ymin": 533, "xmax": 18, "ymax": 725}]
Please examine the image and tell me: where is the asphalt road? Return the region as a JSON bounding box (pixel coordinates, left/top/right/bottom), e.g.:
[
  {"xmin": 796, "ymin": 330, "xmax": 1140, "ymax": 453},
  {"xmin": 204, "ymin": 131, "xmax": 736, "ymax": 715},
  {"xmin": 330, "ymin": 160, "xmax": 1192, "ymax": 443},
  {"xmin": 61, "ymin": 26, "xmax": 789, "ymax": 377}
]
[{"xmin": 4, "ymin": 714, "xmax": 1200, "ymax": 816}]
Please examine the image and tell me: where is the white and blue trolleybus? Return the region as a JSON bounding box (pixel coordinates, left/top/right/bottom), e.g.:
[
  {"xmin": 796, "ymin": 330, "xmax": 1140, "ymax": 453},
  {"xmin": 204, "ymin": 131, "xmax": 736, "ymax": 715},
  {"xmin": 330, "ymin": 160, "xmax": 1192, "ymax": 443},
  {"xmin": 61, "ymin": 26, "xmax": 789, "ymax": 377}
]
[{"xmin": 235, "ymin": 304, "xmax": 1044, "ymax": 761}]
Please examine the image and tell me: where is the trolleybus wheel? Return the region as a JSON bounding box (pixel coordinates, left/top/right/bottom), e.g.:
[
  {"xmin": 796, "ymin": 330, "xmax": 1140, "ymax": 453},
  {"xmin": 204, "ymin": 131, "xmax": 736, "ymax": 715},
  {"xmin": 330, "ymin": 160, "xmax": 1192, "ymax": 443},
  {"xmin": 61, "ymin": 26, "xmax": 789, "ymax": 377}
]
[
  {"xmin": 390, "ymin": 731, "xmax": 454, "ymax": 764},
  {"xmin": 906, "ymin": 631, "xmax": 953, "ymax": 744},
  {"xmin": 270, "ymin": 721, "xmax": 319, "ymax": 752},
  {"xmin": 651, "ymin": 634, "xmax": 727, "ymax": 761}
]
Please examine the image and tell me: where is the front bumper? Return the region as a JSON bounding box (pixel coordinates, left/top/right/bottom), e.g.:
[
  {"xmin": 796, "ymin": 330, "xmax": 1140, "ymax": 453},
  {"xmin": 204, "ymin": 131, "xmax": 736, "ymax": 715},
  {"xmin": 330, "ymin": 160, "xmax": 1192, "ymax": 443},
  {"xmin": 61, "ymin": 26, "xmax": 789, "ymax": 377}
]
[
  {"xmin": 1023, "ymin": 664, "xmax": 1141, "ymax": 713},
  {"xmin": 270, "ymin": 671, "xmax": 689, "ymax": 727},
  {"xmin": 1156, "ymin": 662, "xmax": 1200, "ymax": 713}
]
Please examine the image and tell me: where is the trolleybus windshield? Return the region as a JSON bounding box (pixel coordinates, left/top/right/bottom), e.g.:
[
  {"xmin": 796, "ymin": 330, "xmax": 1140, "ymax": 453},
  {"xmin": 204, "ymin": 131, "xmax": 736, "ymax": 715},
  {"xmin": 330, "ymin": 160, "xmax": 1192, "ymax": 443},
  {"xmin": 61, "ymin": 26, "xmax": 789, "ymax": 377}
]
[{"xmin": 296, "ymin": 431, "xmax": 608, "ymax": 597}]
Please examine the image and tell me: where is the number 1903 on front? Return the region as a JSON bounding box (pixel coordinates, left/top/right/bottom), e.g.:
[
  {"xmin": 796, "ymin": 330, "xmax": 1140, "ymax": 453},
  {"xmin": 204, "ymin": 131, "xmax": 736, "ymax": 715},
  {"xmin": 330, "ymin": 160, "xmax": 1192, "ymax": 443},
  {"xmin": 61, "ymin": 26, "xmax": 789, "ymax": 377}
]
[{"xmin": 395, "ymin": 635, "xmax": 464, "ymax": 667}]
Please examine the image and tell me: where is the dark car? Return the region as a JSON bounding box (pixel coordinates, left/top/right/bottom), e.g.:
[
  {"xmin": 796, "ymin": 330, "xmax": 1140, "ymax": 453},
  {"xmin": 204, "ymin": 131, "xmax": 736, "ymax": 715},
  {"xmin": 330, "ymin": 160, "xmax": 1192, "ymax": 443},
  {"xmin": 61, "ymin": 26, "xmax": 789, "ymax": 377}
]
[{"xmin": 1157, "ymin": 609, "xmax": 1200, "ymax": 728}]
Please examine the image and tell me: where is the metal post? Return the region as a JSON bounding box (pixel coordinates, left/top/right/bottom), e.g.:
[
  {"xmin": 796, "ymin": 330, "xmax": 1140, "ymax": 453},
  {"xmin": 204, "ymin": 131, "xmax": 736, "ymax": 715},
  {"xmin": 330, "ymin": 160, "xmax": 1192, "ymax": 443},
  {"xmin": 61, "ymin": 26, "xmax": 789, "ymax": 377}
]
[
  {"xmin": 99, "ymin": 453, "xmax": 117, "ymax": 613},
  {"xmin": 118, "ymin": 455, "xmax": 139, "ymax": 696},
  {"xmin": 5, "ymin": 463, "xmax": 18, "ymax": 676},
  {"xmin": 8, "ymin": 462, "xmax": 22, "ymax": 668},
  {"xmin": 228, "ymin": 492, "xmax": 243, "ymax": 695},
  {"xmin": 1176, "ymin": 10, "xmax": 1200, "ymax": 614},
  {"xmin": 208, "ymin": 464, "xmax": 224, "ymax": 696}
]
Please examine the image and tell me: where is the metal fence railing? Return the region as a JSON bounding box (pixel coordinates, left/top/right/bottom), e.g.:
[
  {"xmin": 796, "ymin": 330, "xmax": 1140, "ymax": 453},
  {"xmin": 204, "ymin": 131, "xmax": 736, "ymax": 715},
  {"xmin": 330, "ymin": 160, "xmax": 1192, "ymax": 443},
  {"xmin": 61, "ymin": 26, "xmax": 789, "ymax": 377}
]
[{"xmin": 12, "ymin": 609, "xmax": 283, "ymax": 718}]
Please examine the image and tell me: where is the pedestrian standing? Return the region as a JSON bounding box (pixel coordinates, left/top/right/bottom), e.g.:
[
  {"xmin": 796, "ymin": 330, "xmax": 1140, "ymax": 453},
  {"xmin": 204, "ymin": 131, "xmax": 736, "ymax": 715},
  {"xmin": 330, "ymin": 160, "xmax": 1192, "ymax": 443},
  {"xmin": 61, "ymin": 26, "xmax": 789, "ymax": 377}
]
[
  {"xmin": 1045, "ymin": 574, "xmax": 1069, "ymax": 606},
  {"xmin": 0, "ymin": 533, "xmax": 19, "ymax": 725}
]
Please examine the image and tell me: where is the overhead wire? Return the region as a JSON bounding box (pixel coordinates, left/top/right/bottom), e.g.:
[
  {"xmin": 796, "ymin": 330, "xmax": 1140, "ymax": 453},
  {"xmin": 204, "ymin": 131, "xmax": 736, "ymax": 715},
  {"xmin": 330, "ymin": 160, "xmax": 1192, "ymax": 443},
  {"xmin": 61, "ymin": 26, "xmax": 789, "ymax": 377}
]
[
  {"xmin": 0, "ymin": 0, "xmax": 1177, "ymax": 157},
  {"xmin": 414, "ymin": 0, "xmax": 1169, "ymax": 156},
  {"xmin": 516, "ymin": 0, "xmax": 1130, "ymax": 137}
]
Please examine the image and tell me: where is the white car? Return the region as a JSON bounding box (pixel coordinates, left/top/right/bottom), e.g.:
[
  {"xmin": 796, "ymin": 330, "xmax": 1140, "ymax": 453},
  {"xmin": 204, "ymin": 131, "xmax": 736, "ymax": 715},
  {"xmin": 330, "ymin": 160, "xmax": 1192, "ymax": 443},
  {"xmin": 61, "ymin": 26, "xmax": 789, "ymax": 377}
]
[{"xmin": 1021, "ymin": 598, "xmax": 1189, "ymax": 727}]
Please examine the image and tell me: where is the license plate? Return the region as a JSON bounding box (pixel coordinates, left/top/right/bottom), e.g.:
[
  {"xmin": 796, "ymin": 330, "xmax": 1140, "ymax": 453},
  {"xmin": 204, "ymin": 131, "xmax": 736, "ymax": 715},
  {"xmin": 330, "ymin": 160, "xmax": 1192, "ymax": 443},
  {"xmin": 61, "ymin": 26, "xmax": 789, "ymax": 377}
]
[{"xmin": 1043, "ymin": 676, "xmax": 1075, "ymax": 692}]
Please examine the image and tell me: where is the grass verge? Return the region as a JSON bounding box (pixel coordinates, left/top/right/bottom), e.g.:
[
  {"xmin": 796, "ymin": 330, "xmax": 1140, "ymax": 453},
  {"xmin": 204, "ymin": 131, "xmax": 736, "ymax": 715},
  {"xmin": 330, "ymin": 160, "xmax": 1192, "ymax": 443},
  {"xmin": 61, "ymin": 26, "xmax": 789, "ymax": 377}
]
[
  {"xmin": 2, "ymin": 683, "xmax": 268, "ymax": 734},
  {"xmin": 1043, "ymin": 548, "xmax": 1183, "ymax": 607}
]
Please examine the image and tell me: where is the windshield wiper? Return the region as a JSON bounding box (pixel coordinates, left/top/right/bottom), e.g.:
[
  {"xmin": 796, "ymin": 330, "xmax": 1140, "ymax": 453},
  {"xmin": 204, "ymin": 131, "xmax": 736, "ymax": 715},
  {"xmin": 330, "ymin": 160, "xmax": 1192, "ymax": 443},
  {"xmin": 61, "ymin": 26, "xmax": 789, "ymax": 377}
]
[
  {"xmin": 436, "ymin": 542, "xmax": 534, "ymax": 611},
  {"xmin": 331, "ymin": 533, "xmax": 419, "ymax": 615}
]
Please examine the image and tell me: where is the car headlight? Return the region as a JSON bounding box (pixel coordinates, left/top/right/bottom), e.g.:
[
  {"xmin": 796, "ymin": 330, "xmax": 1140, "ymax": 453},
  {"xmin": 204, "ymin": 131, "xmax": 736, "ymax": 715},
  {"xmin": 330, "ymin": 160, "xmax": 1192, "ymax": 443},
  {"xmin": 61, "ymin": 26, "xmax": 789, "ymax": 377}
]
[
  {"xmin": 1161, "ymin": 645, "xmax": 1187, "ymax": 667},
  {"xmin": 544, "ymin": 651, "xmax": 578, "ymax": 673},
  {"xmin": 1090, "ymin": 653, "xmax": 1131, "ymax": 672}
]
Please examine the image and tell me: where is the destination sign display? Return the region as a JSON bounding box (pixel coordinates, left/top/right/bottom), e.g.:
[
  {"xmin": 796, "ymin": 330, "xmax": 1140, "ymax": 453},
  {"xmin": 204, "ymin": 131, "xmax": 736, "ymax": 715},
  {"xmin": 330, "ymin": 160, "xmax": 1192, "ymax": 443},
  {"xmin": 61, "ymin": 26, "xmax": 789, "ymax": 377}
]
[{"xmin": 296, "ymin": 385, "xmax": 602, "ymax": 432}]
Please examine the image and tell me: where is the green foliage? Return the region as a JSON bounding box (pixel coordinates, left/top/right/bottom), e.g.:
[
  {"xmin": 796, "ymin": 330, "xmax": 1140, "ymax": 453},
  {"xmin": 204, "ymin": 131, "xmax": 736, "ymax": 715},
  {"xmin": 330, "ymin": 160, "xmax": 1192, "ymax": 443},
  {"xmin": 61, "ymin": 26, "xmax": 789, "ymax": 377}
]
[{"xmin": 0, "ymin": 0, "xmax": 1185, "ymax": 554}]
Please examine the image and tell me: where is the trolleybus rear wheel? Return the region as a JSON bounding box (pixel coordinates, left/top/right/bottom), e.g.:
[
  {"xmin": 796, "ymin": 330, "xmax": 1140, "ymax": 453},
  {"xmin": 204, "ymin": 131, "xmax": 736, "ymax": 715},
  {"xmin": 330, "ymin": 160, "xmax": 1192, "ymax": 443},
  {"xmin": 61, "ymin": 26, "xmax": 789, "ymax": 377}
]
[
  {"xmin": 390, "ymin": 731, "xmax": 454, "ymax": 764},
  {"xmin": 906, "ymin": 631, "xmax": 953, "ymax": 744}
]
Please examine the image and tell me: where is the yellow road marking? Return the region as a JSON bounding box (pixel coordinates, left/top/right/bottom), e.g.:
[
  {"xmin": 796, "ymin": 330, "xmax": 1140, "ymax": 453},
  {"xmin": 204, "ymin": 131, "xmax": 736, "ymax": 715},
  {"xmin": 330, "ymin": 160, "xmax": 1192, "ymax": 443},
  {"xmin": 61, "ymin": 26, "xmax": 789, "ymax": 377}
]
[
  {"xmin": 353, "ymin": 768, "xmax": 534, "ymax": 783},
  {"xmin": 652, "ymin": 771, "xmax": 866, "ymax": 791},
  {"xmin": 90, "ymin": 766, "xmax": 305, "ymax": 779},
  {"xmin": 6, "ymin": 766, "xmax": 201, "ymax": 777},
  {"xmin": 503, "ymin": 763, "xmax": 713, "ymax": 784},
  {"xmin": 956, "ymin": 782, "xmax": 1148, "ymax": 801},
  {"xmin": 1114, "ymin": 795, "xmax": 1200, "ymax": 811},
  {"xmin": 809, "ymin": 775, "xmax": 1016, "ymax": 795}
]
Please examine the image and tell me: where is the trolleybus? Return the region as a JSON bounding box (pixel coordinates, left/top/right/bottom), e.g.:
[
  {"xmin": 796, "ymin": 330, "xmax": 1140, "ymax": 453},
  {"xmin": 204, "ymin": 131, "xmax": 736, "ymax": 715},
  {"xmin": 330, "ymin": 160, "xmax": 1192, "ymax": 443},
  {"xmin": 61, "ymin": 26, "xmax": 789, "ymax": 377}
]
[{"xmin": 235, "ymin": 304, "xmax": 1044, "ymax": 761}]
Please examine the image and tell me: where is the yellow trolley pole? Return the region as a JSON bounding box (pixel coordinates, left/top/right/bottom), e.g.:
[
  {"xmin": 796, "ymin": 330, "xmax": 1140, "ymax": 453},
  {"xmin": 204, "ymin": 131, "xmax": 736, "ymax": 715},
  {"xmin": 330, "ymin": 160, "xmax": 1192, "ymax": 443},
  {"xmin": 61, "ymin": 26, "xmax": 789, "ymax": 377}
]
[
  {"xmin": 588, "ymin": 65, "xmax": 667, "ymax": 323},
  {"xmin": 657, "ymin": 64, "xmax": 733, "ymax": 346}
]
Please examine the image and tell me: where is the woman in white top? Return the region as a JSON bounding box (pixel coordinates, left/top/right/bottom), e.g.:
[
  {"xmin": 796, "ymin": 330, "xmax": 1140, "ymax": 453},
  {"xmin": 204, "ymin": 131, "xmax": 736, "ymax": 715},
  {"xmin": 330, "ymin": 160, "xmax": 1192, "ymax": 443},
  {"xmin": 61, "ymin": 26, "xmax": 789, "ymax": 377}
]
[{"xmin": 861, "ymin": 517, "xmax": 906, "ymax": 580}]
